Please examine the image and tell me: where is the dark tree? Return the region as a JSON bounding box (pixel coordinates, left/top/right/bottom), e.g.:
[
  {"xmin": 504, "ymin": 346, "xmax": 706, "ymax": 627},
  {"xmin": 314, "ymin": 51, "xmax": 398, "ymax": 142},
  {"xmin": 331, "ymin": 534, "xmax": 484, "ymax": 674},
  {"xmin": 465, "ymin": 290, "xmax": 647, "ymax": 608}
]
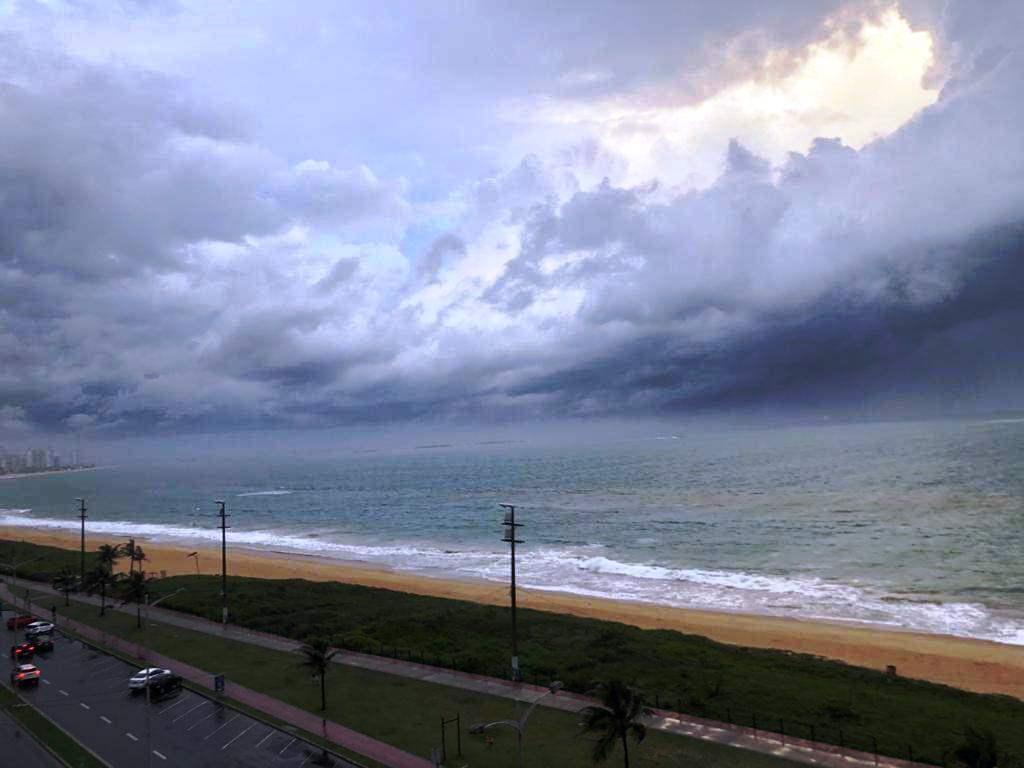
[{"xmin": 579, "ymin": 680, "xmax": 652, "ymax": 768}]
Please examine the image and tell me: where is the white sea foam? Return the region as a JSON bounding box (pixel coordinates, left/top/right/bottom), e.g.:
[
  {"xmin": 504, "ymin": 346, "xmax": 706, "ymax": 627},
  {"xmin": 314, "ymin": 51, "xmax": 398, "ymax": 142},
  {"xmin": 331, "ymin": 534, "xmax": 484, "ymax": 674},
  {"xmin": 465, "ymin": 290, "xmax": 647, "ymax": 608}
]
[
  {"xmin": 3, "ymin": 511, "xmax": 1023, "ymax": 646},
  {"xmin": 0, "ymin": 508, "xmax": 32, "ymax": 515},
  {"xmin": 236, "ymin": 490, "xmax": 294, "ymax": 497}
]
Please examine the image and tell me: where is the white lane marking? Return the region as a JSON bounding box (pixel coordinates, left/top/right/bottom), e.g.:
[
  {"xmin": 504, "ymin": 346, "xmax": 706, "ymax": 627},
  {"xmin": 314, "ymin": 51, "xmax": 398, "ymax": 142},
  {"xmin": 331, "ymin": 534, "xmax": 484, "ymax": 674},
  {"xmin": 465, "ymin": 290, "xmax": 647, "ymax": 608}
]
[
  {"xmin": 254, "ymin": 729, "xmax": 274, "ymax": 749},
  {"xmin": 300, "ymin": 755, "xmax": 312, "ymax": 767},
  {"xmin": 126, "ymin": 732, "xmax": 138, "ymax": 742},
  {"xmin": 58, "ymin": 690, "xmax": 69, "ymax": 697},
  {"xmin": 204, "ymin": 716, "xmax": 242, "ymax": 745},
  {"xmin": 279, "ymin": 737, "xmax": 296, "ymax": 756},
  {"xmin": 41, "ymin": 679, "xmax": 51, "ymax": 685},
  {"xmin": 79, "ymin": 702, "xmax": 91, "ymax": 710},
  {"xmin": 159, "ymin": 695, "xmax": 191, "ymax": 715},
  {"xmin": 153, "ymin": 751, "xmax": 167, "ymax": 761},
  {"xmin": 172, "ymin": 700, "xmax": 209, "ymax": 723},
  {"xmin": 100, "ymin": 716, "xmax": 112, "ymax": 724},
  {"xmin": 221, "ymin": 722, "xmax": 256, "ymax": 750},
  {"xmin": 186, "ymin": 708, "xmax": 220, "ymax": 732}
]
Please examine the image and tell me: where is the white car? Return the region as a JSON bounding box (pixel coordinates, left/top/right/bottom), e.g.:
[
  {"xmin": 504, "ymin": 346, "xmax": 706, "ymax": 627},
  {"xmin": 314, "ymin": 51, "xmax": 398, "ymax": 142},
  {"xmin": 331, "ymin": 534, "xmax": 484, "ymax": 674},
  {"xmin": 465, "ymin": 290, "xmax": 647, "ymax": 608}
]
[
  {"xmin": 24, "ymin": 621, "xmax": 55, "ymax": 638},
  {"xmin": 129, "ymin": 667, "xmax": 173, "ymax": 693}
]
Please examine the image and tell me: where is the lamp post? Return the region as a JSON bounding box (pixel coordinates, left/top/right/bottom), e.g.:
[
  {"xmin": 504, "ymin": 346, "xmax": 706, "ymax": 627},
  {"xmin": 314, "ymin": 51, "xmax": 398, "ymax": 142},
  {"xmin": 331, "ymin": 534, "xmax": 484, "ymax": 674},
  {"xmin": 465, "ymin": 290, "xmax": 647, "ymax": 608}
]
[
  {"xmin": 471, "ymin": 681, "xmax": 562, "ymax": 768},
  {"xmin": 499, "ymin": 503, "xmax": 523, "ymax": 683},
  {"xmin": 215, "ymin": 501, "xmax": 229, "ymax": 625},
  {"xmin": 143, "ymin": 587, "xmax": 185, "ymax": 768},
  {"xmin": 186, "ymin": 552, "xmax": 200, "ymax": 575},
  {"xmin": 75, "ymin": 497, "xmax": 87, "ymax": 585},
  {"xmin": 2, "ymin": 556, "xmax": 40, "ymax": 587}
]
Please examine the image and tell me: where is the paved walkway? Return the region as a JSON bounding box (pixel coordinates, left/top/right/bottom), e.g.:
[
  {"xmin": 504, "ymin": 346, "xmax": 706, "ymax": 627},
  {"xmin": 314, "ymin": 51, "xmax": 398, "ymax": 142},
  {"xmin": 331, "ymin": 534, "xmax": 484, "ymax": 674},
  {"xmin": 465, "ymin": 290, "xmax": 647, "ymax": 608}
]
[
  {"xmin": 2, "ymin": 584, "xmax": 431, "ymax": 768},
  {"xmin": 8, "ymin": 577, "xmax": 930, "ymax": 768}
]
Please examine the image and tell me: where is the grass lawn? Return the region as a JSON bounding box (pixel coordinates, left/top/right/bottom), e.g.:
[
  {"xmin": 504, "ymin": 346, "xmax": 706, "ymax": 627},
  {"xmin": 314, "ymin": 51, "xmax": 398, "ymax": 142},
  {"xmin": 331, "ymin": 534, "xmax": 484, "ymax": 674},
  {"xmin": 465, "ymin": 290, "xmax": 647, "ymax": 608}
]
[
  {"xmin": 23, "ymin": 586, "xmax": 801, "ymax": 768},
  {"xmin": 0, "ymin": 679, "xmax": 106, "ymax": 768},
  {"xmin": 5, "ymin": 537, "xmax": 1024, "ymax": 765}
]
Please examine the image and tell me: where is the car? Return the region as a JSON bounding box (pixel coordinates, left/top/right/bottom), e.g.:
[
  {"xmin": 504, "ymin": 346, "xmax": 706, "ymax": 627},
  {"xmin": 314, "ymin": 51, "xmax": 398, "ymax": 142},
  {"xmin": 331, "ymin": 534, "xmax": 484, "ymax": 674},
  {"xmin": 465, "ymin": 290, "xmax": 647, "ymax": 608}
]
[
  {"xmin": 5, "ymin": 615, "xmax": 34, "ymax": 630},
  {"xmin": 10, "ymin": 664, "xmax": 41, "ymax": 688},
  {"xmin": 24, "ymin": 621, "xmax": 54, "ymax": 638},
  {"xmin": 128, "ymin": 667, "xmax": 173, "ymax": 694},
  {"xmin": 32, "ymin": 637, "xmax": 54, "ymax": 654},
  {"xmin": 10, "ymin": 642, "xmax": 35, "ymax": 661},
  {"xmin": 148, "ymin": 674, "xmax": 183, "ymax": 700}
]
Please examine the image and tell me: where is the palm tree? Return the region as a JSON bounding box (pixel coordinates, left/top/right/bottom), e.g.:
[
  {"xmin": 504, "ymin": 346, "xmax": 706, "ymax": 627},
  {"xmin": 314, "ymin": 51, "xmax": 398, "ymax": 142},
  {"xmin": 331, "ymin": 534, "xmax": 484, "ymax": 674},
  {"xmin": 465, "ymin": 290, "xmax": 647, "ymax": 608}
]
[
  {"xmin": 579, "ymin": 681, "xmax": 652, "ymax": 768},
  {"xmin": 52, "ymin": 567, "xmax": 78, "ymax": 607},
  {"xmin": 119, "ymin": 570, "xmax": 153, "ymax": 629},
  {"xmin": 85, "ymin": 544, "xmax": 123, "ymax": 617},
  {"xmin": 298, "ymin": 638, "xmax": 338, "ymax": 712},
  {"xmin": 83, "ymin": 564, "xmax": 120, "ymax": 617},
  {"xmin": 121, "ymin": 542, "xmax": 146, "ymax": 575}
]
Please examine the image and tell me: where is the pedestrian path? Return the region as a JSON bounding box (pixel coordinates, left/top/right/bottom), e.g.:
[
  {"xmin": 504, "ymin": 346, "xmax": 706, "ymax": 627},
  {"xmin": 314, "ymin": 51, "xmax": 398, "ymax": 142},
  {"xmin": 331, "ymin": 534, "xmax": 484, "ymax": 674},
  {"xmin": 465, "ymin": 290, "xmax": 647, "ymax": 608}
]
[{"xmin": 9, "ymin": 577, "xmax": 929, "ymax": 768}]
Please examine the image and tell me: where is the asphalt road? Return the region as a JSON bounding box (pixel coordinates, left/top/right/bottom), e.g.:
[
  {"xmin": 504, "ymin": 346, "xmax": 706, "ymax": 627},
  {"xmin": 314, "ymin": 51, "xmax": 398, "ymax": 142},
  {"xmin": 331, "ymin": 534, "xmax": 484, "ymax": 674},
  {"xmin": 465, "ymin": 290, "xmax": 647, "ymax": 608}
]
[
  {"xmin": 2, "ymin": 609, "xmax": 357, "ymax": 767},
  {"xmin": 0, "ymin": 707, "xmax": 64, "ymax": 767}
]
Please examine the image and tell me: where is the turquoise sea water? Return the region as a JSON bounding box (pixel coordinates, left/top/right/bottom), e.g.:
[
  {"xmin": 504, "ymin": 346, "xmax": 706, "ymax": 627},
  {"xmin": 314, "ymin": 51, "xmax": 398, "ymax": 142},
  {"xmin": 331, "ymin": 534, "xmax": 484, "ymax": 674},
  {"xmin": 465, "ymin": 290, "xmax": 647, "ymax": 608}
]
[{"xmin": 2, "ymin": 418, "xmax": 1023, "ymax": 643}]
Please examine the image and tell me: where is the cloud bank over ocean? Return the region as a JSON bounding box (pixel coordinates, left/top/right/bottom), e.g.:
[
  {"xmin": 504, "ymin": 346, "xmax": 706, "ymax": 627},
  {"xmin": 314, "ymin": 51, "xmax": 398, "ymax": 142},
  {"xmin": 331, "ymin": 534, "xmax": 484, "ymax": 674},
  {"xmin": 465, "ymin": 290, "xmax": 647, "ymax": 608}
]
[{"xmin": 1, "ymin": 1, "xmax": 1023, "ymax": 438}]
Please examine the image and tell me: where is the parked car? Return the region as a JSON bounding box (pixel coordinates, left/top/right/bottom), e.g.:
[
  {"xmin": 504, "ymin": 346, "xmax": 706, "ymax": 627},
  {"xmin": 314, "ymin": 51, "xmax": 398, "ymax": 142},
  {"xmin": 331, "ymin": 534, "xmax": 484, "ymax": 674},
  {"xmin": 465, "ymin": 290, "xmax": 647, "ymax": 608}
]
[
  {"xmin": 24, "ymin": 621, "xmax": 55, "ymax": 639},
  {"xmin": 5, "ymin": 614, "xmax": 34, "ymax": 630},
  {"xmin": 10, "ymin": 664, "xmax": 41, "ymax": 688},
  {"xmin": 10, "ymin": 642, "xmax": 35, "ymax": 661},
  {"xmin": 128, "ymin": 667, "xmax": 173, "ymax": 694},
  {"xmin": 149, "ymin": 673, "xmax": 183, "ymax": 700}
]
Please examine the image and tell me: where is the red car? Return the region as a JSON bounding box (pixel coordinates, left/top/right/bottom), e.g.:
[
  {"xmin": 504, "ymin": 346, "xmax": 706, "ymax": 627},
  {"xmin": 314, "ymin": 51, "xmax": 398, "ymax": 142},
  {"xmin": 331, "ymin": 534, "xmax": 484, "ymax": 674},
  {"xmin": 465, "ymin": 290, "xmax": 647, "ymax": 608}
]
[
  {"xmin": 10, "ymin": 642, "xmax": 35, "ymax": 661},
  {"xmin": 10, "ymin": 664, "xmax": 41, "ymax": 688},
  {"xmin": 6, "ymin": 614, "xmax": 34, "ymax": 630}
]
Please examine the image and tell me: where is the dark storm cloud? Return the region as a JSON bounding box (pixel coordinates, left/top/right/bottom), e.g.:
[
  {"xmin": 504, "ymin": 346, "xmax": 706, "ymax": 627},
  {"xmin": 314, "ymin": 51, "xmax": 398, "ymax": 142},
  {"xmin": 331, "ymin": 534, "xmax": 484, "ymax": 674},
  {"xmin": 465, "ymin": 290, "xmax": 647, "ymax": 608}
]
[{"xmin": 2, "ymin": 1, "xmax": 1024, "ymax": 440}]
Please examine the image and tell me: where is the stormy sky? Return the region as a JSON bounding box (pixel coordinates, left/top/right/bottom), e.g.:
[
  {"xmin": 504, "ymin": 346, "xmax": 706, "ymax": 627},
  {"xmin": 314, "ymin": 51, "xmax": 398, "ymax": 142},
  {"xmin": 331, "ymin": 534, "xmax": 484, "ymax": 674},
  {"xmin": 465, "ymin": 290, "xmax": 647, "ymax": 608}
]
[{"xmin": 1, "ymin": 0, "xmax": 1023, "ymax": 440}]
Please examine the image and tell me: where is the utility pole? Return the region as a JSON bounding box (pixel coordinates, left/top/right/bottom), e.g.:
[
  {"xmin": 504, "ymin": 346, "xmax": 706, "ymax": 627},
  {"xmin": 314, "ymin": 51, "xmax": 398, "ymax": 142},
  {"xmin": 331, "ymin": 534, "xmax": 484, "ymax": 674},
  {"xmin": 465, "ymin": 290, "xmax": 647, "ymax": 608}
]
[
  {"xmin": 500, "ymin": 503, "xmax": 523, "ymax": 682},
  {"xmin": 75, "ymin": 498, "xmax": 87, "ymax": 584},
  {"xmin": 216, "ymin": 500, "xmax": 229, "ymax": 625}
]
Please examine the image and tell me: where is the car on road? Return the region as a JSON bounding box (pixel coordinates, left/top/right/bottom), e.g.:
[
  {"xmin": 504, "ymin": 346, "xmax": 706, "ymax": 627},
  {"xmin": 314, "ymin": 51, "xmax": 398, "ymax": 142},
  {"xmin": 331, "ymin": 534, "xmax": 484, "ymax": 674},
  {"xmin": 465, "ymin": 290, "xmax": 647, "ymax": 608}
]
[
  {"xmin": 148, "ymin": 673, "xmax": 183, "ymax": 700},
  {"xmin": 24, "ymin": 621, "xmax": 55, "ymax": 638},
  {"xmin": 31, "ymin": 636, "xmax": 54, "ymax": 654},
  {"xmin": 10, "ymin": 642, "xmax": 36, "ymax": 661},
  {"xmin": 10, "ymin": 664, "xmax": 41, "ymax": 688},
  {"xmin": 128, "ymin": 667, "xmax": 174, "ymax": 693},
  {"xmin": 5, "ymin": 614, "xmax": 34, "ymax": 630}
]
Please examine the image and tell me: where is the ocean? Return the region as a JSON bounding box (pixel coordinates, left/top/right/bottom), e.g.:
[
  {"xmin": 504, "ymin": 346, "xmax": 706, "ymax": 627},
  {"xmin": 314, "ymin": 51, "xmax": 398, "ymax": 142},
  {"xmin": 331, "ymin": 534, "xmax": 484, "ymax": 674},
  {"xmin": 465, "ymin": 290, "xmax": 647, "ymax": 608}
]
[{"xmin": 2, "ymin": 418, "xmax": 1023, "ymax": 644}]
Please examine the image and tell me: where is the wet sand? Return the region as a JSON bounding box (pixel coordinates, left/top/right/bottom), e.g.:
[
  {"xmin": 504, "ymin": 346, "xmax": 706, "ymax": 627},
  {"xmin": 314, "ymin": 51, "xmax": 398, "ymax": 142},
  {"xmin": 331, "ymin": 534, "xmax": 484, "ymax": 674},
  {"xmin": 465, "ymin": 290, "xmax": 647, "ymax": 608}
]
[{"xmin": 4, "ymin": 526, "xmax": 1023, "ymax": 700}]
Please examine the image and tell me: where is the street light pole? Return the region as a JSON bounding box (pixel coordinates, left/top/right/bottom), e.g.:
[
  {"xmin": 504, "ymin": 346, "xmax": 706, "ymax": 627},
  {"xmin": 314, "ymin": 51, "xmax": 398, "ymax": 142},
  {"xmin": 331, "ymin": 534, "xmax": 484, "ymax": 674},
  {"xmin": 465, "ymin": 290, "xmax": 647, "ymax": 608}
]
[
  {"xmin": 76, "ymin": 498, "xmax": 87, "ymax": 585},
  {"xmin": 471, "ymin": 681, "xmax": 562, "ymax": 768},
  {"xmin": 215, "ymin": 501, "xmax": 229, "ymax": 625},
  {"xmin": 143, "ymin": 587, "xmax": 185, "ymax": 768},
  {"xmin": 500, "ymin": 503, "xmax": 523, "ymax": 682}
]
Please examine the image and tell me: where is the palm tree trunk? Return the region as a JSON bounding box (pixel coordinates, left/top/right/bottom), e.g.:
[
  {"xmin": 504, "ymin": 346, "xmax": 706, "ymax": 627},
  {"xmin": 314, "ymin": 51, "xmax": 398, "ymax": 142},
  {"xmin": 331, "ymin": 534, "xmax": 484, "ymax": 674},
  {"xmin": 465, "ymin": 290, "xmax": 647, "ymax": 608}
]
[
  {"xmin": 136, "ymin": 600, "xmax": 142, "ymax": 629},
  {"xmin": 99, "ymin": 583, "xmax": 106, "ymax": 617},
  {"xmin": 622, "ymin": 733, "xmax": 629, "ymax": 768},
  {"xmin": 320, "ymin": 672, "xmax": 326, "ymax": 711},
  {"xmin": 64, "ymin": 590, "xmax": 70, "ymax": 607}
]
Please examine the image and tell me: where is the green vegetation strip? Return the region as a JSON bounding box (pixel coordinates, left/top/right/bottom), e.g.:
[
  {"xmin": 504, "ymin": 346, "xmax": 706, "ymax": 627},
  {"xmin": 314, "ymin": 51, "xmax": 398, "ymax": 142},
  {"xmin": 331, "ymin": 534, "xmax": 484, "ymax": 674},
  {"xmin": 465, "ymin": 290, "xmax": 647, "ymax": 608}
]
[
  {"xmin": 0, "ymin": 681, "xmax": 107, "ymax": 768},
  {"xmin": 7, "ymin": 537, "xmax": 1024, "ymax": 764}
]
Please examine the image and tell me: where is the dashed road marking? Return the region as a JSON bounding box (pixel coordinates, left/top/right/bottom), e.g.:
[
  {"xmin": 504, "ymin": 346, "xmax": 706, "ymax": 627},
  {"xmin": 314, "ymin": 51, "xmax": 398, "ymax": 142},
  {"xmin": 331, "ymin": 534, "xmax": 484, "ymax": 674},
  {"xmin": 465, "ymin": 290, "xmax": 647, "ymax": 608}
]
[
  {"xmin": 279, "ymin": 737, "xmax": 296, "ymax": 756},
  {"xmin": 41, "ymin": 679, "xmax": 51, "ymax": 685},
  {"xmin": 100, "ymin": 715, "xmax": 112, "ymax": 724},
  {"xmin": 79, "ymin": 702, "xmax": 91, "ymax": 710},
  {"xmin": 58, "ymin": 690, "xmax": 69, "ymax": 697},
  {"xmin": 202, "ymin": 713, "xmax": 239, "ymax": 741},
  {"xmin": 254, "ymin": 729, "xmax": 274, "ymax": 749},
  {"xmin": 153, "ymin": 750, "xmax": 167, "ymax": 761},
  {"xmin": 221, "ymin": 722, "xmax": 256, "ymax": 750},
  {"xmin": 126, "ymin": 732, "xmax": 139, "ymax": 742},
  {"xmin": 172, "ymin": 700, "xmax": 209, "ymax": 723}
]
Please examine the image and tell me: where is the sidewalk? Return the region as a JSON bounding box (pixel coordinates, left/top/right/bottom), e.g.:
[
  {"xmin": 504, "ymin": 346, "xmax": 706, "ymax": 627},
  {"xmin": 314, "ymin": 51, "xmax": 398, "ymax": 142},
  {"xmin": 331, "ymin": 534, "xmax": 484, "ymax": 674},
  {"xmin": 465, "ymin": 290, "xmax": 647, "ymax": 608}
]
[
  {"xmin": 1, "ymin": 584, "xmax": 431, "ymax": 768},
  {"xmin": 9, "ymin": 577, "xmax": 930, "ymax": 768}
]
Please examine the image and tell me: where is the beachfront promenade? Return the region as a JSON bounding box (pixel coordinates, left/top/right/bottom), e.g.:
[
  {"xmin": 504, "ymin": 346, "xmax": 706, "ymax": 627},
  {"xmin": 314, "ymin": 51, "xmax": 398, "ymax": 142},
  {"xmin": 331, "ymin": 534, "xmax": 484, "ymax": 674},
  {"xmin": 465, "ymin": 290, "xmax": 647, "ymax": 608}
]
[{"xmin": 5, "ymin": 576, "xmax": 931, "ymax": 768}]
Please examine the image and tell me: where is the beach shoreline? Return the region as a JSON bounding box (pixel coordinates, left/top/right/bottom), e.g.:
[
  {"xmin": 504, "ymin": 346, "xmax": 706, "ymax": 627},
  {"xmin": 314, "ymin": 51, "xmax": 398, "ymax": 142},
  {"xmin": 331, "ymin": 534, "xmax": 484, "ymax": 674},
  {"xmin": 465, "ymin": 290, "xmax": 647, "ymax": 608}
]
[
  {"xmin": 0, "ymin": 466, "xmax": 109, "ymax": 481},
  {"xmin": 4, "ymin": 525, "xmax": 1023, "ymax": 700}
]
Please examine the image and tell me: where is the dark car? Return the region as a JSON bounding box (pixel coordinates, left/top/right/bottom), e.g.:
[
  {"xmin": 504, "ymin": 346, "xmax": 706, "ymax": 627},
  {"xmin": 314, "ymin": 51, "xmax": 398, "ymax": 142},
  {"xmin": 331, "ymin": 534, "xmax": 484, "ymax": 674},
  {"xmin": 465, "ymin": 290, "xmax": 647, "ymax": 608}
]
[
  {"xmin": 10, "ymin": 642, "xmax": 35, "ymax": 661},
  {"xmin": 6, "ymin": 615, "xmax": 34, "ymax": 631},
  {"xmin": 149, "ymin": 674, "xmax": 183, "ymax": 700},
  {"xmin": 32, "ymin": 637, "xmax": 54, "ymax": 654},
  {"xmin": 10, "ymin": 664, "xmax": 41, "ymax": 688}
]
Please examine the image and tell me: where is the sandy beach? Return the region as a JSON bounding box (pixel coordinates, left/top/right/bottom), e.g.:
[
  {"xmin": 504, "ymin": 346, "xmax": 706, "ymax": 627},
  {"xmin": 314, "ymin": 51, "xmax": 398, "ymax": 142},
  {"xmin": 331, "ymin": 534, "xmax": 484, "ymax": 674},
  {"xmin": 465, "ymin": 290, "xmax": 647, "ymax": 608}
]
[{"xmin": 4, "ymin": 525, "xmax": 1023, "ymax": 701}]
